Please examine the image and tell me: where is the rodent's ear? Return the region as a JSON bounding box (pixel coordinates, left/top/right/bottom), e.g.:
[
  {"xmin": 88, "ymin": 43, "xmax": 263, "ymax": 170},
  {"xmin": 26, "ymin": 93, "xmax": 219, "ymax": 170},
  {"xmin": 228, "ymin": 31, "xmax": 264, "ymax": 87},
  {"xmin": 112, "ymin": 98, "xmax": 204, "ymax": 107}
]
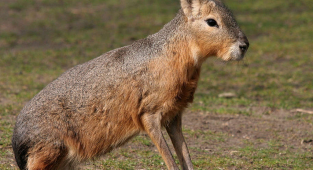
[
  {"xmin": 180, "ymin": 0, "xmax": 201, "ymax": 20},
  {"xmin": 207, "ymin": 1, "xmax": 216, "ymax": 9}
]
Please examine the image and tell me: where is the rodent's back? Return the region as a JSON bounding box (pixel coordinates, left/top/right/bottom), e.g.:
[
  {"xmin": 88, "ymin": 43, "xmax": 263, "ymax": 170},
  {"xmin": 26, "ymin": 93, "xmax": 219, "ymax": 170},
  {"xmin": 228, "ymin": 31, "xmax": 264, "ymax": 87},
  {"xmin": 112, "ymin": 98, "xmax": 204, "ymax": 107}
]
[{"xmin": 13, "ymin": 36, "xmax": 164, "ymax": 145}]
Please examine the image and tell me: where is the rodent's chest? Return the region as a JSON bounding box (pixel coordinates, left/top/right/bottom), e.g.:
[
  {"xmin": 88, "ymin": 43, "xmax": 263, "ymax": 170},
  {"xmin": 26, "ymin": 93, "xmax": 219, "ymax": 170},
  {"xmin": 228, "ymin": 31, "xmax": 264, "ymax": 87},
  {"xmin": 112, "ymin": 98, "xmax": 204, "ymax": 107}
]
[{"xmin": 158, "ymin": 75, "xmax": 200, "ymax": 125}]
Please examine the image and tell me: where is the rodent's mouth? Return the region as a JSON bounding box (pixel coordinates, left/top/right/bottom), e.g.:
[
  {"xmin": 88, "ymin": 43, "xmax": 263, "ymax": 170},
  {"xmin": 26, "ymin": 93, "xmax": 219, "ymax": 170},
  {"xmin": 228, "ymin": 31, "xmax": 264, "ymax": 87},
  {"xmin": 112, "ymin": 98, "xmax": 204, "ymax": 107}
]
[
  {"xmin": 220, "ymin": 42, "xmax": 247, "ymax": 61},
  {"xmin": 231, "ymin": 52, "xmax": 245, "ymax": 61},
  {"xmin": 221, "ymin": 55, "xmax": 244, "ymax": 61},
  {"xmin": 220, "ymin": 51, "xmax": 244, "ymax": 61}
]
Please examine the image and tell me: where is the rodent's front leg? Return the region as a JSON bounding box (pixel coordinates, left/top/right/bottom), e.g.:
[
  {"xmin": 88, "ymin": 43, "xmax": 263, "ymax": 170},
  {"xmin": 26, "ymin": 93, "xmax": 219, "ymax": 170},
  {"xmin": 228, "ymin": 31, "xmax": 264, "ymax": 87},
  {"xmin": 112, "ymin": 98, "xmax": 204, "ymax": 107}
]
[
  {"xmin": 141, "ymin": 112, "xmax": 180, "ymax": 170},
  {"xmin": 166, "ymin": 113, "xmax": 194, "ymax": 170}
]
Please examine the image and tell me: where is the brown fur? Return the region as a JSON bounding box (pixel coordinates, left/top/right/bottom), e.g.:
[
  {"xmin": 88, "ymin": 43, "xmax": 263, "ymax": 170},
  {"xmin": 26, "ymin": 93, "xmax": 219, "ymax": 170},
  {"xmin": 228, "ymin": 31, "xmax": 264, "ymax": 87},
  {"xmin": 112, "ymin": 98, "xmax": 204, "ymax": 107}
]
[{"xmin": 12, "ymin": 0, "xmax": 249, "ymax": 169}]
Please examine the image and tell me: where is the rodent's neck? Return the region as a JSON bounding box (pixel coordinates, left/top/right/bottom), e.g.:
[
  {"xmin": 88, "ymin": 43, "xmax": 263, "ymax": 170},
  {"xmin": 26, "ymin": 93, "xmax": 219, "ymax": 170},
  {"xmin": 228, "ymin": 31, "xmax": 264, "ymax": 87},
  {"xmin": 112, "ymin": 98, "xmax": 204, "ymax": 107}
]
[{"xmin": 152, "ymin": 10, "xmax": 202, "ymax": 67}]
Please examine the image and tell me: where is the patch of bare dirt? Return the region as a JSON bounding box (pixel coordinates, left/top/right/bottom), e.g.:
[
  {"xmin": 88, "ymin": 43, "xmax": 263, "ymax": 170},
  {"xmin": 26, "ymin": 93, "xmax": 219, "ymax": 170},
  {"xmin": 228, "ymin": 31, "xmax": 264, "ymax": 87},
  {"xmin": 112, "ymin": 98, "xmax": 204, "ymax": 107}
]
[{"xmin": 183, "ymin": 109, "xmax": 313, "ymax": 152}]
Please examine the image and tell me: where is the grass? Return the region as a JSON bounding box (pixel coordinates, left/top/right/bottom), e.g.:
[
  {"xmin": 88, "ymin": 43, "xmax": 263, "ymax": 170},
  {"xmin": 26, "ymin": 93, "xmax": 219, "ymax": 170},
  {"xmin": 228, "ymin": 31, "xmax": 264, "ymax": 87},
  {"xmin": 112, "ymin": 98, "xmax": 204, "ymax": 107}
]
[{"xmin": 0, "ymin": 0, "xmax": 313, "ymax": 169}]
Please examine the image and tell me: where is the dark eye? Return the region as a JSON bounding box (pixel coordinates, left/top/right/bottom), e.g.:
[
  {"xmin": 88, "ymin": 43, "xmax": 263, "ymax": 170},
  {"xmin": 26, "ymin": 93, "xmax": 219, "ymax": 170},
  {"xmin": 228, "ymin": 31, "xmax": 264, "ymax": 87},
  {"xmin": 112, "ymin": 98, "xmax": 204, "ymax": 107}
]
[{"xmin": 206, "ymin": 19, "xmax": 218, "ymax": 28}]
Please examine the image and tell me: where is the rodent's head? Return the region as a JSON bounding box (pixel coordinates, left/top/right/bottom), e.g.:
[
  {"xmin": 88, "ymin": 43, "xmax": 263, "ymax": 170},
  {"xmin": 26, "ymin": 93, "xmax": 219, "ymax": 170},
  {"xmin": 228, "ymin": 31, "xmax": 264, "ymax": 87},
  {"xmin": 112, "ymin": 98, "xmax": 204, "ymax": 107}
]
[{"xmin": 180, "ymin": 0, "xmax": 249, "ymax": 62}]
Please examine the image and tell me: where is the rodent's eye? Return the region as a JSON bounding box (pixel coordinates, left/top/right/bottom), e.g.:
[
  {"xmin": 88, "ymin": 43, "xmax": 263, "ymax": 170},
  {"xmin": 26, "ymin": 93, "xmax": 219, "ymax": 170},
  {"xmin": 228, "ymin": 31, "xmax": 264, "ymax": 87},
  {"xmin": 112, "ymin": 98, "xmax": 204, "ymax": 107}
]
[{"xmin": 206, "ymin": 19, "xmax": 219, "ymax": 28}]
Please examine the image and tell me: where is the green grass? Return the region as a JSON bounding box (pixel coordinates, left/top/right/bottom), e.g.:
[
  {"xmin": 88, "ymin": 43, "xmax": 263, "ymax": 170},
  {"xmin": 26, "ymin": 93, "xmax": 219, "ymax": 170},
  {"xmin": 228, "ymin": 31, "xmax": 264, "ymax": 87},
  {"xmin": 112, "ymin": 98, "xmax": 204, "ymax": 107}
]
[{"xmin": 0, "ymin": 0, "xmax": 313, "ymax": 169}]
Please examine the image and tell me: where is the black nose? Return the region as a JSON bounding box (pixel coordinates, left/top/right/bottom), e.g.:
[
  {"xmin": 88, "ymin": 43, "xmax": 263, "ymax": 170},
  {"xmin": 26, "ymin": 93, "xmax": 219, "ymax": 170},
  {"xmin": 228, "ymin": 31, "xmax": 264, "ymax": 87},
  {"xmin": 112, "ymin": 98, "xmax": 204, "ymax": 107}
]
[
  {"xmin": 239, "ymin": 44, "xmax": 248, "ymax": 52},
  {"xmin": 239, "ymin": 37, "xmax": 249, "ymax": 53}
]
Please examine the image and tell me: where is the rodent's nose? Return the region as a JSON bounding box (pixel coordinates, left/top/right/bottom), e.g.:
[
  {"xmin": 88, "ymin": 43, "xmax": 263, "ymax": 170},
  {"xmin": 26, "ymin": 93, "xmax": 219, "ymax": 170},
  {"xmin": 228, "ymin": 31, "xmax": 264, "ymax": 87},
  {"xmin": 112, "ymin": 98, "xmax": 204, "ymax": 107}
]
[
  {"xmin": 239, "ymin": 44, "xmax": 248, "ymax": 53},
  {"xmin": 239, "ymin": 37, "xmax": 249, "ymax": 53}
]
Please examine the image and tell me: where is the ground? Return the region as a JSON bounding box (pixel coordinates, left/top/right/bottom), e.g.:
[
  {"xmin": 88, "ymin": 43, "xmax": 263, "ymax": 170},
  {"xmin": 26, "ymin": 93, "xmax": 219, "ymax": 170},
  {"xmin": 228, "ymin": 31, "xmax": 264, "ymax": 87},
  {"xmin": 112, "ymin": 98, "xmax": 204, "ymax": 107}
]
[{"xmin": 0, "ymin": 0, "xmax": 312, "ymax": 169}]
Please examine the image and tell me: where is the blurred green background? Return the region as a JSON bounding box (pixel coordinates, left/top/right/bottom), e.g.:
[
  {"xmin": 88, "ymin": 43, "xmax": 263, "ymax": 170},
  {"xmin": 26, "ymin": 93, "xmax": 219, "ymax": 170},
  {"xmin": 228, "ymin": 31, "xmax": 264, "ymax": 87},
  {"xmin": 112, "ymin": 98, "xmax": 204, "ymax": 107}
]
[{"xmin": 0, "ymin": 0, "xmax": 312, "ymax": 169}]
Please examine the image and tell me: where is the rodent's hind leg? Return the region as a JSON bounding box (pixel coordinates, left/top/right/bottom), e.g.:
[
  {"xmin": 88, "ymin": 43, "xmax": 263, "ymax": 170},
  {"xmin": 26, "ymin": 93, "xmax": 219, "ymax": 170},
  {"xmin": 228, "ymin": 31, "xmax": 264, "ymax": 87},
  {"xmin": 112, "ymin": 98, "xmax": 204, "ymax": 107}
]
[{"xmin": 26, "ymin": 143, "xmax": 74, "ymax": 170}]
